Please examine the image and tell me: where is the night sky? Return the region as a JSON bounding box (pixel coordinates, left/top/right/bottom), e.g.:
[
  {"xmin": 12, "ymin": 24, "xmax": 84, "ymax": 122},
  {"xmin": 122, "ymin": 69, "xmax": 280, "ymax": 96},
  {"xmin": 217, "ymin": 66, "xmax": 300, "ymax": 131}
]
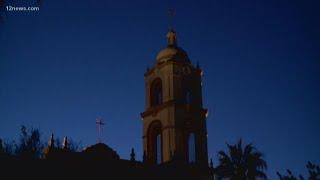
[{"xmin": 0, "ymin": 0, "xmax": 319, "ymax": 179}]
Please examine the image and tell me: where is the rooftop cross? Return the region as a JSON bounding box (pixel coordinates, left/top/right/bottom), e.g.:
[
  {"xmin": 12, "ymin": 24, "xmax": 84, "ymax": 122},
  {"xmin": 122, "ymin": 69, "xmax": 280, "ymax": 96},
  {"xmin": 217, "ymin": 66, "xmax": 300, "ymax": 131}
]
[{"xmin": 96, "ymin": 117, "xmax": 105, "ymax": 143}]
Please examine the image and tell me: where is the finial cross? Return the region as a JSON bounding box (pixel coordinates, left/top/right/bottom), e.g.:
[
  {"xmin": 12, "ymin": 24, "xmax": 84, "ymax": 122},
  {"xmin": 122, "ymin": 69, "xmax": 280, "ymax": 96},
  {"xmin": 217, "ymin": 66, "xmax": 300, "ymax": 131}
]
[{"xmin": 96, "ymin": 117, "xmax": 105, "ymax": 143}]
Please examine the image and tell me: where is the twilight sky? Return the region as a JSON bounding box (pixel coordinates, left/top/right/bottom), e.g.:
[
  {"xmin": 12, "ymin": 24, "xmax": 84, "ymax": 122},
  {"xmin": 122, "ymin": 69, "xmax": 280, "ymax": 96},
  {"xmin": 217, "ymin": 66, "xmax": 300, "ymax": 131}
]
[{"xmin": 0, "ymin": 0, "xmax": 319, "ymax": 179}]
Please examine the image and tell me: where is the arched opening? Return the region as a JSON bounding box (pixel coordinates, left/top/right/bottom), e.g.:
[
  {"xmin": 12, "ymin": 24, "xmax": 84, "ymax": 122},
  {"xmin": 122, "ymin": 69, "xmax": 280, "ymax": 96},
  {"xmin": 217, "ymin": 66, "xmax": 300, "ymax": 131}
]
[
  {"xmin": 147, "ymin": 121, "xmax": 162, "ymax": 164},
  {"xmin": 188, "ymin": 133, "xmax": 196, "ymax": 163},
  {"xmin": 150, "ymin": 78, "xmax": 163, "ymax": 107}
]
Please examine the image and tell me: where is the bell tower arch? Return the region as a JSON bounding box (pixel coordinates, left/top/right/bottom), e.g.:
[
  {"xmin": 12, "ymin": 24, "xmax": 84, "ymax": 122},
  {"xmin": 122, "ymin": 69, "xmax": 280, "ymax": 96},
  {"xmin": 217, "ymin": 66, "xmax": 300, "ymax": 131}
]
[{"xmin": 141, "ymin": 30, "xmax": 208, "ymax": 166}]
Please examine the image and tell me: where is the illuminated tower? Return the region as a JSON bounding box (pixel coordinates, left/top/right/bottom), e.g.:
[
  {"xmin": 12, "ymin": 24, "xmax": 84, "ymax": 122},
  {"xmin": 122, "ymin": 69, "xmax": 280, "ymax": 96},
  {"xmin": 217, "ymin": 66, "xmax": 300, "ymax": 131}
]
[{"xmin": 141, "ymin": 30, "xmax": 208, "ymax": 166}]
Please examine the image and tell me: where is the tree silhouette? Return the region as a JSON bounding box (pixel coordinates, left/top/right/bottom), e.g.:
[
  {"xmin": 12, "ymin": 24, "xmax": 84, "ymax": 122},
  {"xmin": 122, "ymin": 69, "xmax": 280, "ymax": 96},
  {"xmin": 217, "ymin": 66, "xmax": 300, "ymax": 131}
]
[
  {"xmin": 306, "ymin": 162, "xmax": 320, "ymax": 180},
  {"xmin": 277, "ymin": 162, "xmax": 320, "ymax": 180},
  {"xmin": 67, "ymin": 138, "xmax": 82, "ymax": 152},
  {"xmin": 15, "ymin": 125, "xmax": 44, "ymax": 159},
  {"xmin": 1, "ymin": 139, "xmax": 15, "ymax": 156},
  {"xmin": 0, "ymin": 126, "xmax": 83, "ymax": 160},
  {"xmin": 0, "ymin": 138, "xmax": 4, "ymax": 154},
  {"xmin": 215, "ymin": 139, "xmax": 267, "ymax": 180}
]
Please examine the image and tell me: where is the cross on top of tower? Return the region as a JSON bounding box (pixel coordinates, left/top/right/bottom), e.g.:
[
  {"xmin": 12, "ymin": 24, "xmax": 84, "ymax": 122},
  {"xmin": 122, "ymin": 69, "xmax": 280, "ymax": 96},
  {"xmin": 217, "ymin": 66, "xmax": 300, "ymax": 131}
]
[
  {"xmin": 96, "ymin": 117, "xmax": 105, "ymax": 143},
  {"xmin": 167, "ymin": 9, "xmax": 178, "ymax": 46}
]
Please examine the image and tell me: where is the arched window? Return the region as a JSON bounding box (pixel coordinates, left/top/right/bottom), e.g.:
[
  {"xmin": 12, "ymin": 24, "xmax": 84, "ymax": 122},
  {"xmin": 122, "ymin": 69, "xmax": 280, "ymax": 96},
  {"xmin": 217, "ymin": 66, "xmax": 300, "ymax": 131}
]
[
  {"xmin": 150, "ymin": 79, "xmax": 162, "ymax": 107},
  {"xmin": 147, "ymin": 121, "xmax": 162, "ymax": 164},
  {"xmin": 188, "ymin": 133, "xmax": 196, "ymax": 163}
]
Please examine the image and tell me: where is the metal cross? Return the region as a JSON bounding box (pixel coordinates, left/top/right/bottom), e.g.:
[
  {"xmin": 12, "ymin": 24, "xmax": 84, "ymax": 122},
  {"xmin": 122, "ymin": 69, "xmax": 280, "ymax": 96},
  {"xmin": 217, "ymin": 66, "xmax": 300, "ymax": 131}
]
[{"xmin": 96, "ymin": 117, "xmax": 105, "ymax": 143}]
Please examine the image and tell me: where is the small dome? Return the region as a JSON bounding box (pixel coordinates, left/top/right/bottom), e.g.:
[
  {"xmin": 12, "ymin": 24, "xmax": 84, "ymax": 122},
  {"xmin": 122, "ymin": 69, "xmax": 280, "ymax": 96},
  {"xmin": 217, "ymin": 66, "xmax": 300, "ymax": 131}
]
[
  {"xmin": 156, "ymin": 46, "xmax": 190, "ymax": 63},
  {"xmin": 82, "ymin": 143, "xmax": 120, "ymax": 160},
  {"xmin": 156, "ymin": 30, "xmax": 190, "ymax": 64}
]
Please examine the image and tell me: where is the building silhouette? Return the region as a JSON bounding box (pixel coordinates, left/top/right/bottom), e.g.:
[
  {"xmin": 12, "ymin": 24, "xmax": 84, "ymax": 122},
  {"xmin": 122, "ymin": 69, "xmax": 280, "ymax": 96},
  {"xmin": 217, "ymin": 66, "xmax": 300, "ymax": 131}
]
[{"xmin": 0, "ymin": 29, "xmax": 213, "ymax": 180}]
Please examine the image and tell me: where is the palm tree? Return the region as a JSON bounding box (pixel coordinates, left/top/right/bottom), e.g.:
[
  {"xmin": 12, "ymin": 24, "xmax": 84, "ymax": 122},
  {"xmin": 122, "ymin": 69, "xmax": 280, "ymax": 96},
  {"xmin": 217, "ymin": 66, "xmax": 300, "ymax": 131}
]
[{"xmin": 215, "ymin": 139, "xmax": 267, "ymax": 180}]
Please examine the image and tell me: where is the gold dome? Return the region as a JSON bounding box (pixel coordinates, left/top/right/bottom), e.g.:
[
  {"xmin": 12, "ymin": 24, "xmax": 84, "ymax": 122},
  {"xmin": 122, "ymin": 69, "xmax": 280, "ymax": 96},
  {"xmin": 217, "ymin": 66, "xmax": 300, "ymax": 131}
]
[{"xmin": 156, "ymin": 30, "xmax": 190, "ymax": 64}]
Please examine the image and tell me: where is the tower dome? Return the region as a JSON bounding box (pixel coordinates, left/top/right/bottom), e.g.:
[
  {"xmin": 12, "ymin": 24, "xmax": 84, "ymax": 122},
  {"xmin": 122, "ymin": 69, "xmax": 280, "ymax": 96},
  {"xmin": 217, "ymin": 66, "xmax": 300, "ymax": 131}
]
[{"xmin": 156, "ymin": 30, "xmax": 190, "ymax": 63}]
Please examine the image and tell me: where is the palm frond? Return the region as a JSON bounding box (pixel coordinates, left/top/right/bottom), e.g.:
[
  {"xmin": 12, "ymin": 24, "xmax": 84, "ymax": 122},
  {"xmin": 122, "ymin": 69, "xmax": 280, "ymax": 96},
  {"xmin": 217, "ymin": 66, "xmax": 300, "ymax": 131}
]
[{"xmin": 215, "ymin": 139, "xmax": 267, "ymax": 179}]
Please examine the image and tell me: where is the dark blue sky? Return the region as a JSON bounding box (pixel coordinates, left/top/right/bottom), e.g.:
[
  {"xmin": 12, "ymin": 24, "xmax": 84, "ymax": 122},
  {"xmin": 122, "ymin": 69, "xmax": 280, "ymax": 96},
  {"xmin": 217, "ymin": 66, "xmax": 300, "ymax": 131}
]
[{"xmin": 0, "ymin": 0, "xmax": 319, "ymax": 179}]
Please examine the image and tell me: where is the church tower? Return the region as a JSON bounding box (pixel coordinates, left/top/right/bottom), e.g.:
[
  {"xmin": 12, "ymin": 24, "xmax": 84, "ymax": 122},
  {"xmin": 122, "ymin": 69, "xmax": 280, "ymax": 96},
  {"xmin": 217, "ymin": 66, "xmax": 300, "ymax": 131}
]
[{"xmin": 141, "ymin": 30, "xmax": 208, "ymax": 166}]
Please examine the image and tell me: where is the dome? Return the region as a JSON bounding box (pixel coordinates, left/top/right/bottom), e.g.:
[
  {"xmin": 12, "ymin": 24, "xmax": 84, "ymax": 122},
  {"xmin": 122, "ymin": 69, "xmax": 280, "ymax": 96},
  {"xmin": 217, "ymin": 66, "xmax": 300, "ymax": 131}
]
[
  {"xmin": 156, "ymin": 46, "xmax": 190, "ymax": 63},
  {"xmin": 156, "ymin": 30, "xmax": 190, "ymax": 64},
  {"xmin": 82, "ymin": 143, "xmax": 120, "ymax": 160}
]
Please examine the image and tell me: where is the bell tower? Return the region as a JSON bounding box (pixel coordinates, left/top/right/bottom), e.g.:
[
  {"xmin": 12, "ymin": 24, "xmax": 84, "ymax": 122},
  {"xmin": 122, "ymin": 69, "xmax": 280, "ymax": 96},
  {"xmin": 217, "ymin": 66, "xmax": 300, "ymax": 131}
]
[{"xmin": 141, "ymin": 30, "xmax": 208, "ymax": 166}]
